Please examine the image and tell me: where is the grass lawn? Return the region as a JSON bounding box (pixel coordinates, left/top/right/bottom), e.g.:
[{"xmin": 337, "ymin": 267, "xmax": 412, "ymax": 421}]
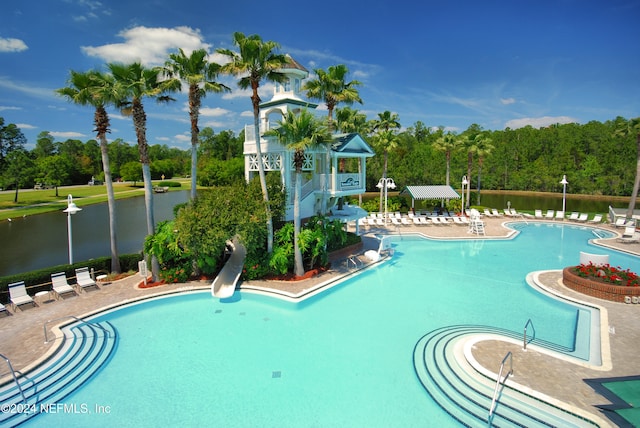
[{"xmin": 0, "ymin": 179, "xmax": 191, "ymax": 221}]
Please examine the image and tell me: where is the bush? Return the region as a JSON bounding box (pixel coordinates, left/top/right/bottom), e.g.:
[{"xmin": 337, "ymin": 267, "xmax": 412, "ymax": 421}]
[{"xmin": 157, "ymin": 181, "xmax": 182, "ymax": 188}]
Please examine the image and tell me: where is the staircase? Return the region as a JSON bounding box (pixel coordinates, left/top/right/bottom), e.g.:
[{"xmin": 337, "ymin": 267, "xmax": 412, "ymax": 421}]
[
  {"xmin": 0, "ymin": 320, "xmax": 117, "ymax": 427},
  {"xmin": 412, "ymin": 325, "xmax": 599, "ymax": 427}
]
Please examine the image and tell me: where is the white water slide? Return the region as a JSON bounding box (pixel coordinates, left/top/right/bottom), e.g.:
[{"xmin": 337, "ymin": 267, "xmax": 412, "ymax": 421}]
[{"xmin": 211, "ymin": 237, "xmax": 246, "ymax": 299}]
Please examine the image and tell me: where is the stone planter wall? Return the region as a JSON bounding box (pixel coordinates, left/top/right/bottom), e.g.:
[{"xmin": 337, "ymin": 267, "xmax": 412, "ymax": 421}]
[{"xmin": 562, "ymin": 267, "xmax": 640, "ymax": 303}]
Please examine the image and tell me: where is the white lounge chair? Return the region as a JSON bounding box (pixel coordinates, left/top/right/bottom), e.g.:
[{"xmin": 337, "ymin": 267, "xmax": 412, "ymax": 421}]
[
  {"xmin": 576, "ymin": 213, "xmax": 588, "ymax": 222},
  {"xmin": 401, "ymin": 217, "xmax": 412, "ymax": 226},
  {"xmin": 567, "ymin": 212, "xmax": 579, "ymax": 221},
  {"xmin": 452, "ymin": 216, "xmax": 466, "ymax": 225},
  {"xmin": 483, "ymin": 209, "xmax": 494, "ymax": 217},
  {"xmin": 588, "ymin": 214, "xmax": 603, "ymax": 224},
  {"xmin": 391, "ymin": 217, "xmax": 402, "ymax": 226},
  {"xmin": 491, "ymin": 209, "xmax": 504, "ymax": 217},
  {"xmin": 0, "ymin": 302, "xmax": 8, "ymax": 316},
  {"xmin": 618, "ymin": 226, "xmax": 636, "ymax": 240},
  {"xmin": 51, "ymin": 272, "xmax": 77, "ymax": 299},
  {"xmin": 8, "ymin": 281, "xmax": 35, "ymax": 311},
  {"xmin": 555, "ymin": 211, "xmax": 565, "ymax": 221},
  {"xmin": 613, "ymin": 217, "xmax": 632, "ymax": 228},
  {"xmin": 75, "ymin": 267, "xmax": 98, "ymax": 291},
  {"xmin": 534, "ymin": 209, "xmax": 543, "ymax": 219},
  {"xmin": 545, "ymin": 210, "xmax": 555, "ymax": 219}
]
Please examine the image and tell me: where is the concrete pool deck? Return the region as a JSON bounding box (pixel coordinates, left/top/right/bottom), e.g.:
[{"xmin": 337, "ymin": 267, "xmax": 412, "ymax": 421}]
[{"xmin": 1, "ymin": 216, "xmax": 639, "ymax": 426}]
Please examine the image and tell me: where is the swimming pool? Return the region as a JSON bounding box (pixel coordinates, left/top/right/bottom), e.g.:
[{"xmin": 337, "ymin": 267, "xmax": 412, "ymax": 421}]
[{"xmin": 20, "ymin": 223, "xmax": 639, "ymax": 427}]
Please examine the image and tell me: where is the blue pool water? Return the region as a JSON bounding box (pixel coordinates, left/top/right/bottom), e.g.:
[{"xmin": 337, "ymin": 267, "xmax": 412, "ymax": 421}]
[{"xmin": 24, "ymin": 223, "xmax": 638, "ymax": 427}]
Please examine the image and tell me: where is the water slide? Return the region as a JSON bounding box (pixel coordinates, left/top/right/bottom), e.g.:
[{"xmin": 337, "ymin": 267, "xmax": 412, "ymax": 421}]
[{"xmin": 211, "ymin": 237, "xmax": 246, "ymax": 299}]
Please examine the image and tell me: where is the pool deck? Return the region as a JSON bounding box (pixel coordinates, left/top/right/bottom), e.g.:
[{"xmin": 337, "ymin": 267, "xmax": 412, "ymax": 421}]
[{"xmin": 1, "ymin": 216, "xmax": 639, "ymax": 427}]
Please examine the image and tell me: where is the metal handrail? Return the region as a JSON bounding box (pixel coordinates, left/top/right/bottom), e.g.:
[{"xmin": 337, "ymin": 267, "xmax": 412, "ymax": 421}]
[
  {"xmin": 489, "ymin": 351, "xmax": 513, "ymax": 418},
  {"xmin": 0, "ymin": 353, "xmax": 27, "ymax": 405},
  {"xmin": 523, "ymin": 318, "xmax": 535, "ymax": 351},
  {"xmin": 43, "ymin": 315, "xmax": 110, "ymax": 344},
  {"xmin": 347, "ymin": 256, "xmax": 361, "ymax": 270}
]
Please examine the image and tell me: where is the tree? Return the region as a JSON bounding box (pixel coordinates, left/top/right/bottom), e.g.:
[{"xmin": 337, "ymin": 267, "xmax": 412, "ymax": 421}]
[
  {"xmin": 335, "ymin": 107, "xmax": 368, "ymax": 134},
  {"xmin": 120, "ymin": 161, "xmax": 143, "ymax": 185},
  {"xmin": 462, "ymin": 124, "xmax": 483, "ymax": 208},
  {"xmin": 217, "ymin": 32, "xmax": 288, "ymax": 253},
  {"xmin": 432, "ymin": 132, "xmax": 460, "ymax": 187},
  {"xmin": 33, "ymin": 131, "xmax": 56, "ymax": 159},
  {"xmin": 0, "ymin": 117, "xmax": 27, "ymax": 172},
  {"xmin": 109, "ymin": 62, "xmax": 176, "ymax": 280},
  {"xmin": 266, "ymin": 109, "xmax": 331, "ymax": 276},
  {"xmin": 471, "ymin": 133, "xmax": 494, "ymax": 205},
  {"xmin": 614, "ymin": 117, "xmax": 640, "ymax": 218},
  {"xmin": 3, "ymin": 148, "xmax": 35, "ymax": 202},
  {"xmin": 36, "ymin": 155, "xmax": 69, "ymax": 196},
  {"xmin": 371, "ymin": 111, "xmax": 401, "ymax": 211},
  {"xmin": 162, "ymin": 48, "xmax": 230, "ymax": 200},
  {"xmin": 56, "ymin": 69, "xmax": 123, "ymax": 273}
]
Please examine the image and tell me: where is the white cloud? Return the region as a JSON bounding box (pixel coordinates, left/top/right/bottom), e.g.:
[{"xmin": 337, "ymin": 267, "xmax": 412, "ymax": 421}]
[
  {"xmin": 174, "ymin": 133, "xmax": 190, "ymax": 142},
  {"xmin": 198, "ymin": 107, "xmax": 230, "ymax": 117},
  {"xmin": 50, "ymin": 131, "xmax": 87, "ymax": 138},
  {"xmin": 16, "ymin": 123, "xmax": 36, "ymax": 129},
  {"xmin": 504, "ymin": 116, "xmax": 578, "ymax": 129},
  {"xmin": 0, "ymin": 106, "xmax": 21, "ymax": 111},
  {"xmin": 81, "ymin": 26, "xmax": 211, "ymax": 65},
  {"xmin": 0, "ymin": 76, "xmax": 55, "ymax": 99},
  {"xmin": 0, "ymin": 37, "xmax": 28, "ymax": 53},
  {"xmin": 500, "ymin": 97, "xmax": 516, "ymax": 105}
]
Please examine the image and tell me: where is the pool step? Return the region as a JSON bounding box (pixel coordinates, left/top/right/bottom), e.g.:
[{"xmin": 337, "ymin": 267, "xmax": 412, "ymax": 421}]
[
  {"xmin": 0, "ymin": 321, "xmax": 117, "ymax": 427},
  {"xmin": 413, "ymin": 325, "xmax": 598, "ymax": 427}
]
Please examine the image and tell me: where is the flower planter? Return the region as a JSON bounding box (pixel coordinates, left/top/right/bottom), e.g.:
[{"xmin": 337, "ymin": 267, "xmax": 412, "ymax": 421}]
[{"xmin": 562, "ymin": 267, "xmax": 640, "ymax": 303}]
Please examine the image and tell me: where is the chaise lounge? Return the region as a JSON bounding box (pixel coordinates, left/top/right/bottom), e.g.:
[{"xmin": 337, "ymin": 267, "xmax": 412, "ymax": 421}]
[
  {"xmin": 51, "ymin": 272, "xmax": 78, "ymax": 299},
  {"xmin": 75, "ymin": 267, "xmax": 99, "ymax": 291},
  {"xmin": 8, "ymin": 281, "xmax": 35, "ymax": 311}
]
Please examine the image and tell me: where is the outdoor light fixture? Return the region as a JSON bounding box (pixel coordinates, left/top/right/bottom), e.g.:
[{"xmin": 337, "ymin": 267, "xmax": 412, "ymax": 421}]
[
  {"xmin": 63, "ymin": 194, "xmax": 82, "ymax": 265},
  {"xmin": 560, "ymin": 175, "xmax": 568, "ymax": 214},
  {"xmin": 461, "ymin": 175, "xmax": 469, "ymax": 212},
  {"xmin": 376, "ymin": 177, "xmax": 396, "ymax": 225}
]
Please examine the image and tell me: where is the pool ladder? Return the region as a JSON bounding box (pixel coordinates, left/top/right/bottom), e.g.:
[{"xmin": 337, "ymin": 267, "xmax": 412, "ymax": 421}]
[
  {"xmin": 488, "ymin": 351, "xmax": 513, "ymax": 420},
  {"xmin": 523, "ymin": 318, "xmax": 535, "ymax": 351},
  {"xmin": 0, "ymin": 353, "xmax": 27, "ymax": 405}
]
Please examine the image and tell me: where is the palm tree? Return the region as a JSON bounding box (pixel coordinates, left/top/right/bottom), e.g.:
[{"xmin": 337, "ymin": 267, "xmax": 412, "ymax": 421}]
[
  {"xmin": 162, "ymin": 48, "xmax": 230, "ymax": 200},
  {"xmin": 614, "ymin": 117, "xmax": 640, "ymax": 218},
  {"xmin": 371, "ymin": 111, "xmax": 401, "ymax": 212},
  {"xmin": 108, "ymin": 62, "xmax": 176, "ymax": 281},
  {"xmin": 304, "ymin": 64, "xmax": 362, "ymax": 132},
  {"xmin": 335, "ymin": 107, "xmax": 368, "ymax": 134},
  {"xmin": 304, "ymin": 64, "xmax": 362, "ymax": 214},
  {"xmin": 217, "ymin": 32, "xmax": 288, "ymax": 253},
  {"xmin": 432, "ymin": 131, "xmax": 460, "ymax": 187},
  {"xmin": 266, "ymin": 110, "xmax": 330, "ymax": 276},
  {"xmin": 56, "ymin": 70, "xmax": 121, "ymax": 273},
  {"xmin": 470, "ymin": 133, "xmax": 494, "ymax": 205},
  {"xmin": 462, "ymin": 124, "xmax": 483, "ymax": 208}
]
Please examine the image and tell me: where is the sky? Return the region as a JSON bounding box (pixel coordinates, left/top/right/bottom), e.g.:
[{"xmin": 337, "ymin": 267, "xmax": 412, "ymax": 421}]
[{"xmin": 0, "ymin": 0, "xmax": 639, "ymax": 151}]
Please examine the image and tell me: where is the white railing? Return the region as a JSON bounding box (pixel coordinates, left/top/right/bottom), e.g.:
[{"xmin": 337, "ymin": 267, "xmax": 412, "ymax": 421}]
[{"xmin": 489, "ymin": 352, "xmax": 513, "ymax": 418}]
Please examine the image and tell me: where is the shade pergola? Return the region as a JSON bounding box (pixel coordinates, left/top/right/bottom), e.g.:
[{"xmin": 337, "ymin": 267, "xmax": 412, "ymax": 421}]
[{"xmin": 400, "ymin": 185, "xmax": 460, "ymax": 210}]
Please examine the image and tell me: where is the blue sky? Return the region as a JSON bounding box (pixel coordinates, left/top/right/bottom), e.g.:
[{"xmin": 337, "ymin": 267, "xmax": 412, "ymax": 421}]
[{"xmin": 1, "ymin": 0, "xmax": 638, "ymax": 150}]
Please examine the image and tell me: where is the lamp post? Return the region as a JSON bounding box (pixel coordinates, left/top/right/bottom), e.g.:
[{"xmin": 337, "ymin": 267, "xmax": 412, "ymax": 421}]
[
  {"xmin": 376, "ymin": 177, "xmax": 396, "ymax": 224},
  {"xmin": 461, "ymin": 175, "xmax": 468, "ymax": 213},
  {"xmin": 560, "ymin": 175, "xmax": 568, "ymax": 214},
  {"xmin": 63, "ymin": 194, "xmax": 82, "ymax": 265}
]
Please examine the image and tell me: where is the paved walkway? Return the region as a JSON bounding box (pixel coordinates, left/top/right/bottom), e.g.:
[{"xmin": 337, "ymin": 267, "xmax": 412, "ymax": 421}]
[{"xmin": 1, "ymin": 216, "xmax": 638, "ymax": 426}]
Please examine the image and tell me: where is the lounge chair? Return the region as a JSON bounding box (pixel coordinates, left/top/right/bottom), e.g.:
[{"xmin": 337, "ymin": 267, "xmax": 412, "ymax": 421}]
[
  {"xmin": 588, "ymin": 214, "xmax": 603, "ymax": 224},
  {"xmin": 0, "ymin": 302, "xmax": 9, "ymax": 316},
  {"xmin": 555, "ymin": 211, "xmax": 565, "ymax": 221},
  {"xmin": 618, "ymin": 226, "xmax": 636, "ymax": 240},
  {"xmin": 391, "ymin": 217, "xmax": 402, "ymax": 226},
  {"xmin": 483, "ymin": 209, "xmax": 494, "ymax": 217},
  {"xmin": 75, "ymin": 267, "xmax": 98, "ymax": 291},
  {"xmin": 567, "ymin": 212, "xmax": 579, "ymax": 221},
  {"xmin": 8, "ymin": 281, "xmax": 35, "ymax": 311},
  {"xmin": 576, "ymin": 213, "xmax": 588, "ymax": 222},
  {"xmin": 534, "ymin": 209, "xmax": 543, "ymax": 219},
  {"xmin": 618, "ymin": 226, "xmax": 640, "ymax": 243},
  {"xmin": 452, "ymin": 216, "xmax": 466, "ymax": 225},
  {"xmin": 401, "ymin": 217, "xmax": 412, "ymax": 226},
  {"xmin": 491, "ymin": 209, "xmax": 504, "ymax": 217},
  {"xmin": 545, "ymin": 210, "xmax": 555, "ymax": 219},
  {"xmin": 613, "ymin": 217, "xmax": 632, "ymax": 228},
  {"xmin": 503, "ymin": 209, "xmax": 513, "ymax": 216},
  {"xmin": 51, "ymin": 272, "xmax": 77, "ymax": 299}
]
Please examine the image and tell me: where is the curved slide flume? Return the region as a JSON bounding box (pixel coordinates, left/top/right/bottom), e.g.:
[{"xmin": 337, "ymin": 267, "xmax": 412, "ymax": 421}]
[{"xmin": 211, "ymin": 236, "xmax": 246, "ymax": 299}]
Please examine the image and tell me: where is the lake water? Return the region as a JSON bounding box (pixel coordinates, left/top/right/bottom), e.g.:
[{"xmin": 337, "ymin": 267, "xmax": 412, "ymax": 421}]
[{"xmin": 0, "ymin": 191, "xmax": 189, "ymax": 277}]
